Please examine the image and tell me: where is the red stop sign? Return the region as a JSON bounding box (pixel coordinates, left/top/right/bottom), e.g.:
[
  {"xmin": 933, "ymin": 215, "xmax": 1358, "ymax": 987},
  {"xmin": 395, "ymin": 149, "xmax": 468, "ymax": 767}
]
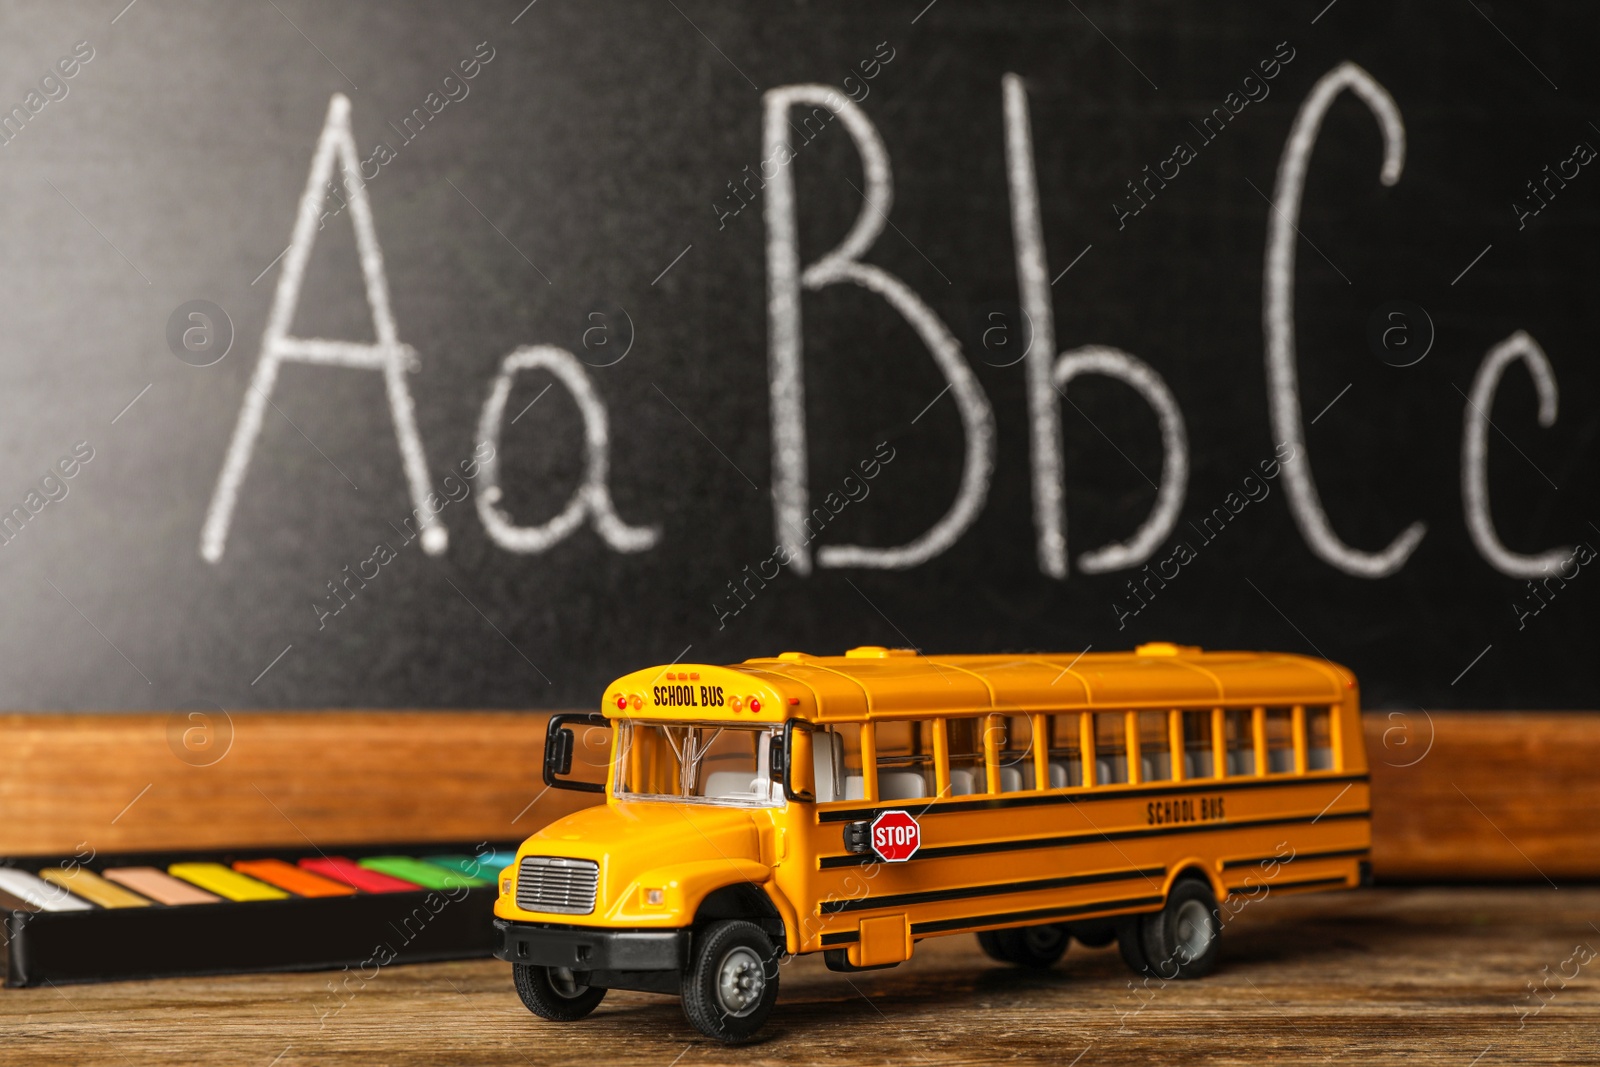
[{"xmin": 870, "ymin": 810, "xmax": 921, "ymax": 862}]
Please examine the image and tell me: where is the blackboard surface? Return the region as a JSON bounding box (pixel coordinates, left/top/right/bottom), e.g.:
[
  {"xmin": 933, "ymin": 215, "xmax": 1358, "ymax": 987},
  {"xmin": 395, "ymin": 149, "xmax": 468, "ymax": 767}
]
[{"xmin": 0, "ymin": 0, "xmax": 1593, "ymax": 712}]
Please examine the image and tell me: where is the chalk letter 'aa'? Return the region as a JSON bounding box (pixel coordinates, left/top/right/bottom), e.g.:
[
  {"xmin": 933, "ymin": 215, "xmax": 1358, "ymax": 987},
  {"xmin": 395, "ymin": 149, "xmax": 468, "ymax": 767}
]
[
  {"xmin": 474, "ymin": 345, "xmax": 658, "ymax": 554},
  {"xmin": 201, "ymin": 94, "xmax": 445, "ymax": 562}
]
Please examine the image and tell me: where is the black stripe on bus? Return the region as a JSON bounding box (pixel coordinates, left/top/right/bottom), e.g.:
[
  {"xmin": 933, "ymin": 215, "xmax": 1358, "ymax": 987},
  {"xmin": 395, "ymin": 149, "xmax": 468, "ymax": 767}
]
[
  {"xmin": 911, "ymin": 894, "xmax": 1167, "ymax": 937},
  {"xmin": 825, "ymin": 876, "xmax": 1354, "ymax": 947},
  {"xmin": 819, "ymin": 864, "xmax": 1165, "ymax": 915},
  {"xmin": 1220, "ymin": 846, "xmax": 1370, "ymax": 871},
  {"xmin": 816, "ymin": 772, "xmax": 1369, "ymax": 824},
  {"xmin": 816, "ymin": 809, "xmax": 1370, "ymax": 869}
]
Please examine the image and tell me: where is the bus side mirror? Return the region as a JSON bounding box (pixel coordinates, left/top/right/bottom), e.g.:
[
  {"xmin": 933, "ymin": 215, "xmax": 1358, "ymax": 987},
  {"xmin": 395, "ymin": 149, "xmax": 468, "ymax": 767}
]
[
  {"xmin": 779, "ymin": 719, "xmax": 815, "ymax": 803},
  {"xmin": 543, "ymin": 713, "xmax": 609, "ymax": 793}
]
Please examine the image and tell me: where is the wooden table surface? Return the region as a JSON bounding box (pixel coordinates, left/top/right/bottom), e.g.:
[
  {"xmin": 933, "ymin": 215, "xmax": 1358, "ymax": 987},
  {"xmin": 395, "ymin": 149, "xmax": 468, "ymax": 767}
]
[{"xmin": 4, "ymin": 887, "xmax": 1595, "ymax": 1066}]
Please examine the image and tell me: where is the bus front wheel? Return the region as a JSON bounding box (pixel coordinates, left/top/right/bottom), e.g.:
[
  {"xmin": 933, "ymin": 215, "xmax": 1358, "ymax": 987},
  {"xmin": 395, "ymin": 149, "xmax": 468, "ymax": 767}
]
[
  {"xmin": 512, "ymin": 963, "xmax": 607, "ymax": 1021},
  {"xmin": 680, "ymin": 920, "xmax": 781, "ymax": 1044}
]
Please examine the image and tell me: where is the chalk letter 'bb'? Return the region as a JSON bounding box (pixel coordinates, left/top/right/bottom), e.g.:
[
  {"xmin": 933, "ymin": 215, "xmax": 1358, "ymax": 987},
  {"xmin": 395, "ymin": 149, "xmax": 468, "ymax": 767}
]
[
  {"xmin": 1264, "ymin": 64, "xmax": 1424, "ymax": 578},
  {"xmin": 200, "ymin": 94, "xmax": 445, "ymax": 562},
  {"xmin": 764, "ymin": 85, "xmax": 995, "ymax": 573},
  {"xmin": 1002, "ymin": 74, "xmax": 1188, "ymax": 577},
  {"xmin": 474, "ymin": 346, "xmax": 658, "ymax": 554}
]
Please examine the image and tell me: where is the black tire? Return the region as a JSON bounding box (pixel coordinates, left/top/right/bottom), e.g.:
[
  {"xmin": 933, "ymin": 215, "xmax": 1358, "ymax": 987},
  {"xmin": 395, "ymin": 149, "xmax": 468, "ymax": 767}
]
[
  {"xmin": 1115, "ymin": 915, "xmax": 1155, "ymax": 976},
  {"xmin": 1139, "ymin": 878, "xmax": 1222, "ymax": 980},
  {"xmin": 1070, "ymin": 919, "xmax": 1116, "ymax": 949},
  {"xmin": 975, "ymin": 924, "xmax": 1070, "ymax": 968},
  {"xmin": 976, "ymin": 930, "xmax": 1010, "ymax": 963},
  {"xmin": 680, "ymin": 920, "xmax": 780, "ymax": 1044},
  {"xmin": 512, "ymin": 963, "xmax": 607, "ymax": 1021}
]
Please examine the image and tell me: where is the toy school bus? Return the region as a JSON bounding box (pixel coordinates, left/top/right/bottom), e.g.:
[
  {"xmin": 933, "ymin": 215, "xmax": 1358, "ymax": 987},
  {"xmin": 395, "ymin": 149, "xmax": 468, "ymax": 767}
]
[{"xmin": 495, "ymin": 643, "xmax": 1370, "ymax": 1043}]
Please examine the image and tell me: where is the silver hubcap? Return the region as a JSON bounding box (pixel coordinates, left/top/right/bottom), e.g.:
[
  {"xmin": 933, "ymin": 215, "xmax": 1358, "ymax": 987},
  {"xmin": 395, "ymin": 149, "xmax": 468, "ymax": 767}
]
[
  {"xmin": 548, "ymin": 967, "xmax": 588, "ymax": 999},
  {"xmin": 714, "ymin": 945, "xmax": 767, "ymax": 1017},
  {"xmin": 1174, "ymin": 899, "xmax": 1215, "ymax": 962}
]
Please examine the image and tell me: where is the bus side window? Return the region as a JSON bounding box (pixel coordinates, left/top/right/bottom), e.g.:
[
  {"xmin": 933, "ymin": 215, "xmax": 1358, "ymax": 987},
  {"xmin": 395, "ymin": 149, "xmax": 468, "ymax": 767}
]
[
  {"xmin": 1137, "ymin": 711, "xmax": 1173, "ymax": 782},
  {"xmin": 819, "ymin": 723, "xmax": 865, "ymax": 803},
  {"xmin": 1265, "ymin": 708, "xmax": 1295, "ymax": 773},
  {"xmin": 873, "ymin": 720, "xmax": 934, "ymax": 800},
  {"xmin": 1044, "ymin": 712, "xmax": 1083, "ymax": 788},
  {"xmin": 1306, "ymin": 707, "xmax": 1335, "ymax": 770},
  {"xmin": 992, "ymin": 714, "xmax": 1033, "ymax": 792},
  {"xmin": 945, "ymin": 717, "xmax": 986, "ymax": 796},
  {"xmin": 1094, "ymin": 713, "xmax": 1129, "ymax": 784},
  {"xmin": 1223, "ymin": 710, "xmax": 1254, "ymax": 776},
  {"xmin": 1183, "ymin": 710, "xmax": 1217, "ymax": 779}
]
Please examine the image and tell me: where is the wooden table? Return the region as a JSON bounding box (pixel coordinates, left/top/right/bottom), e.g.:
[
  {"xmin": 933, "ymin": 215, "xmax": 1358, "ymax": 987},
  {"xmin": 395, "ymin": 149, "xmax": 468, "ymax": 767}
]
[{"xmin": 5, "ymin": 887, "xmax": 1595, "ymax": 1065}]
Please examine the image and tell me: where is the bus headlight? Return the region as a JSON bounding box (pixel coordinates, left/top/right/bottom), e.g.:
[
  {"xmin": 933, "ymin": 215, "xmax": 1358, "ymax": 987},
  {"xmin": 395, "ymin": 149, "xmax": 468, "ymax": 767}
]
[
  {"xmin": 501, "ymin": 876, "xmax": 513, "ymax": 895},
  {"xmin": 644, "ymin": 887, "xmax": 666, "ymax": 906}
]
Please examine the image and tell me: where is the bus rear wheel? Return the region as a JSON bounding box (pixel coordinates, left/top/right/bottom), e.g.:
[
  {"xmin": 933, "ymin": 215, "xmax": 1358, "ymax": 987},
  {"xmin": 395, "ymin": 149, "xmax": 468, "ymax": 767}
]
[
  {"xmin": 1114, "ymin": 915, "xmax": 1153, "ymax": 976},
  {"xmin": 976, "ymin": 924, "xmax": 1070, "ymax": 968},
  {"xmin": 680, "ymin": 920, "xmax": 780, "ymax": 1044},
  {"xmin": 1069, "ymin": 919, "xmax": 1116, "ymax": 948},
  {"xmin": 512, "ymin": 963, "xmax": 607, "ymax": 1021},
  {"xmin": 1139, "ymin": 878, "xmax": 1222, "ymax": 980}
]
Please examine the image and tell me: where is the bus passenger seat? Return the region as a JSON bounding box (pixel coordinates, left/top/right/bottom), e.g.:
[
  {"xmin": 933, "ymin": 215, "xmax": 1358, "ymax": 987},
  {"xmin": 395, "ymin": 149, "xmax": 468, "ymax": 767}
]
[
  {"xmin": 1048, "ymin": 759, "xmax": 1082, "ymax": 788},
  {"xmin": 878, "ymin": 771, "xmax": 929, "ymax": 800},
  {"xmin": 1227, "ymin": 750, "xmax": 1254, "ymax": 775},
  {"xmin": 999, "ymin": 766, "xmax": 1024, "ymax": 792},
  {"xmin": 1308, "ymin": 746, "xmax": 1333, "ymax": 770},
  {"xmin": 948, "ymin": 769, "xmax": 979, "ymax": 795},
  {"xmin": 844, "ymin": 776, "xmax": 866, "ymax": 800},
  {"xmin": 704, "ymin": 771, "xmax": 760, "ymax": 798},
  {"xmin": 1142, "ymin": 753, "xmax": 1172, "ymax": 782},
  {"xmin": 1268, "ymin": 748, "xmax": 1295, "ymax": 773},
  {"xmin": 1185, "ymin": 751, "xmax": 1215, "ymax": 778}
]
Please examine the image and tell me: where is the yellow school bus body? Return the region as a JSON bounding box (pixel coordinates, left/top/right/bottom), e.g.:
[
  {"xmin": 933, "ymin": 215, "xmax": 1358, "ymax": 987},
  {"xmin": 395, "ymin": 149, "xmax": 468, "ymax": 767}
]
[{"xmin": 496, "ymin": 642, "xmax": 1369, "ymax": 973}]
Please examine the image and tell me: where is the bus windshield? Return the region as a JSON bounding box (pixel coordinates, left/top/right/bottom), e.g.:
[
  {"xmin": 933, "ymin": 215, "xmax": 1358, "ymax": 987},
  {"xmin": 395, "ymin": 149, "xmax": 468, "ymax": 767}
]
[{"xmin": 615, "ymin": 721, "xmax": 782, "ymax": 807}]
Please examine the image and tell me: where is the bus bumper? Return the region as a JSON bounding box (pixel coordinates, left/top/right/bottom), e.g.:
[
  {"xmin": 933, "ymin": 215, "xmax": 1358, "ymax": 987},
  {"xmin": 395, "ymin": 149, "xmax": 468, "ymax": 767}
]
[{"xmin": 494, "ymin": 919, "xmax": 687, "ymax": 978}]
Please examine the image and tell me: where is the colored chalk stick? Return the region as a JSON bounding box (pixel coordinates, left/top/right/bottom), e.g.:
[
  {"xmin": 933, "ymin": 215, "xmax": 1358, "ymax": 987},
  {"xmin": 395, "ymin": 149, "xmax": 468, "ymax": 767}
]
[
  {"xmin": 359, "ymin": 856, "xmax": 489, "ymax": 891},
  {"xmin": 299, "ymin": 856, "xmax": 418, "ymax": 893},
  {"xmin": 421, "ymin": 854, "xmax": 506, "ymax": 881},
  {"xmin": 478, "ymin": 852, "xmax": 520, "ymax": 872},
  {"xmin": 168, "ymin": 862, "xmax": 288, "ymax": 902},
  {"xmin": 103, "ymin": 867, "xmax": 221, "ymax": 905},
  {"xmin": 39, "ymin": 867, "xmax": 151, "ymax": 909},
  {"xmin": 0, "ymin": 868, "xmax": 93, "ymax": 912},
  {"xmin": 233, "ymin": 858, "xmax": 355, "ymax": 898}
]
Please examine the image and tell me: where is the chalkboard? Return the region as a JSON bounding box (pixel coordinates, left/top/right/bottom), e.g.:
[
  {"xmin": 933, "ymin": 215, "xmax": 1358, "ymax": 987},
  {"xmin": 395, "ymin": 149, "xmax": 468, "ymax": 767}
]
[{"xmin": 0, "ymin": 0, "xmax": 1594, "ymax": 713}]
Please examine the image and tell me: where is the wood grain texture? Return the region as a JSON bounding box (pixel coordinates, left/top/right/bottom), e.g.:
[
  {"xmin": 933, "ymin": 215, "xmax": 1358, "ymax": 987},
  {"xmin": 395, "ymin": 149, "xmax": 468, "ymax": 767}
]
[
  {"xmin": 0, "ymin": 711, "xmax": 590, "ymax": 857},
  {"xmin": 1, "ymin": 711, "xmax": 1597, "ymax": 879},
  {"xmin": 1, "ymin": 888, "xmax": 1594, "ymax": 1066},
  {"xmin": 1364, "ymin": 711, "xmax": 1600, "ymax": 881}
]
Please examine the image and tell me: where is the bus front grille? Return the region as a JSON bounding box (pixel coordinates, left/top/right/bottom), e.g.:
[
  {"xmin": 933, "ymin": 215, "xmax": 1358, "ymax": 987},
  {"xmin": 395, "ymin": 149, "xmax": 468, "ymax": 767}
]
[{"xmin": 516, "ymin": 856, "xmax": 599, "ymax": 915}]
